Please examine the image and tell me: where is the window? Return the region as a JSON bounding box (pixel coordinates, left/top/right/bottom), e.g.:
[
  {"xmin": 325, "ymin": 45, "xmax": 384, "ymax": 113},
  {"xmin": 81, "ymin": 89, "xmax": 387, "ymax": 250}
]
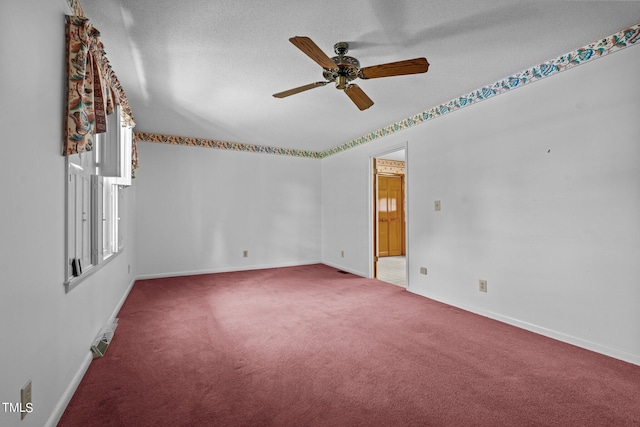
[
  {"xmin": 67, "ymin": 156, "xmax": 95, "ymax": 277},
  {"xmin": 64, "ymin": 107, "xmax": 132, "ymax": 290}
]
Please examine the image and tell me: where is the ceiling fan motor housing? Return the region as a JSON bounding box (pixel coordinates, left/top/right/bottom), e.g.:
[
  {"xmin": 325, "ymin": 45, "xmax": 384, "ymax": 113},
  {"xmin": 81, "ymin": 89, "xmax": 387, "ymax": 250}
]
[{"xmin": 322, "ymin": 47, "xmax": 360, "ymax": 90}]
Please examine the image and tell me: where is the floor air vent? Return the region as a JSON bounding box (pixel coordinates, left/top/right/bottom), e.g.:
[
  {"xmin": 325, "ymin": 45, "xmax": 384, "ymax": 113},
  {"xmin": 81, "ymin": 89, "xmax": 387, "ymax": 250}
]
[{"xmin": 91, "ymin": 318, "xmax": 119, "ymax": 359}]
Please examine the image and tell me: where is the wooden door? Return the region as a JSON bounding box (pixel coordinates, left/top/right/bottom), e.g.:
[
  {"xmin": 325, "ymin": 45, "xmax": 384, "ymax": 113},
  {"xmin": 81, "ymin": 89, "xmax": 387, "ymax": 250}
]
[{"xmin": 377, "ymin": 175, "xmax": 404, "ymax": 257}]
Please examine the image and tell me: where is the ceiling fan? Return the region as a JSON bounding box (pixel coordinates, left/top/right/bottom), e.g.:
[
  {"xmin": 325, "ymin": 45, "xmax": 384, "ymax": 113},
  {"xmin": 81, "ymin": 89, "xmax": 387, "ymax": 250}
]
[{"xmin": 273, "ymin": 36, "xmax": 429, "ymax": 111}]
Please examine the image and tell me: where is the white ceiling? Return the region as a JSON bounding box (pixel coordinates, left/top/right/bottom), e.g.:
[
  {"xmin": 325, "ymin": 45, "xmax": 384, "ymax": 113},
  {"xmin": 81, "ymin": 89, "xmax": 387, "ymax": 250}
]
[{"xmin": 80, "ymin": 0, "xmax": 640, "ymax": 153}]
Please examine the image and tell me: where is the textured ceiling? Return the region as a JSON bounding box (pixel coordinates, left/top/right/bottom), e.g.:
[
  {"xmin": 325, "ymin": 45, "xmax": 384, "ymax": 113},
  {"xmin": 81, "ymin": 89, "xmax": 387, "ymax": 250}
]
[{"xmin": 79, "ymin": 0, "xmax": 640, "ymax": 153}]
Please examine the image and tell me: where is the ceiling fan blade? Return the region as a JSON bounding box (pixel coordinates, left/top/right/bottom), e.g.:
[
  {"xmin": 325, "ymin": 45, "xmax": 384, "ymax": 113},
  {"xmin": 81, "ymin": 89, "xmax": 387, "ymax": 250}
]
[
  {"xmin": 359, "ymin": 57, "xmax": 429, "ymax": 79},
  {"xmin": 273, "ymin": 81, "xmax": 328, "ymax": 98},
  {"xmin": 289, "ymin": 36, "xmax": 337, "ymax": 70},
  {"xmin": 344, "ymin": 84, "xmax": 374, "ymax": 111}
]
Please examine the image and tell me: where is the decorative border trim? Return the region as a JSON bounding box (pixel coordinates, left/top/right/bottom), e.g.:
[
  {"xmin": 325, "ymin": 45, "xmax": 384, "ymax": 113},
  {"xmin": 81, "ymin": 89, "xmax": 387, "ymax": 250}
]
[
  {"xmin": 134, "ymin": 132, "xmax": 321, "ymax": 159},
  {"xmin": 138, "ymin": 23, "xmax": 639, "ymax": 159},
  {"xmin": 318, "ymin": 23, "xmax": 640, "ymax": 159}
]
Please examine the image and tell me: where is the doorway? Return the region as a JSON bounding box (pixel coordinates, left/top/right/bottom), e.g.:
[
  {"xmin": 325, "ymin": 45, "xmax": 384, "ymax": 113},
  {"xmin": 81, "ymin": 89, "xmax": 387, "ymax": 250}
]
[
  {"xmin": 373, "ymin": 150, "xmax": 407, "ymax": 287},
  {"xmin": 378, "ymin": 174, "xmax": 404, "ymax": 257}
]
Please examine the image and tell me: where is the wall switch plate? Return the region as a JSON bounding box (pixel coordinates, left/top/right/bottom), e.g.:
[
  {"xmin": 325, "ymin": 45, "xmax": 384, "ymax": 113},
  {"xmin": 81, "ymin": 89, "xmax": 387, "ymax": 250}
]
[
  {"xmin": 21, "ymin": 380, "xmax": 32, "ymax": 420},
  {"xmin": 243, "ymin": 250, "xmax": 248, "ymax": 258},
  {"xmin": 434, "ymin": 200, "xmax": 441, "ymax": 211},
  {"xmin": 420, "ymin": 267, "xmax": 428, "ymax": 275},
  {"xmin": 479, "ymin": 280, "xmax": 488, "ymax": 293},
  {"xmin": 341, "ymin": 250, "xmax": 344, "ymax": 258}
]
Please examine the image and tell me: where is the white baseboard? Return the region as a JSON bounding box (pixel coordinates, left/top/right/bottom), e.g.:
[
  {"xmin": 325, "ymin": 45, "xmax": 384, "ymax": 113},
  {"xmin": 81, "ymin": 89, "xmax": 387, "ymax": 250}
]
[
  {"xmin": 110, "ymin": 277, "xmax": 136, "ymax": 320},
  {"xmin": 408, "ymin": 287, "xmax": 640, "ymax": 367},
  {"xmin": 45, "ymin": 352, "xmax": 92, "ymax": 427},
  {"xmin": 136, "ymin": 260, "xmax": 323, "ymax": 281},
  {"xmin": 46, "ymin": 277, "xmax": 136, "ymax": 427},
  {"xmin": 321, "ymin": 260, "xmax": 368, "ymax": 278}
]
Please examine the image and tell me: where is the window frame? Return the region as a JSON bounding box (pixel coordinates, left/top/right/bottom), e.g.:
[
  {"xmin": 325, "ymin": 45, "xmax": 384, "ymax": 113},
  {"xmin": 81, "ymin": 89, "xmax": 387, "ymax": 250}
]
[{"xmin": 64, "ymin": 107, "xmax": 132, "ymax": 292}]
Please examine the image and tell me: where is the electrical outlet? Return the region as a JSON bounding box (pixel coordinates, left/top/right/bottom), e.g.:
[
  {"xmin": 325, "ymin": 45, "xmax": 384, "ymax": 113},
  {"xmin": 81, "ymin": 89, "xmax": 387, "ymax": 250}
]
[
  {"xmin": 341, "ymin": 250, "xmax": 344, "ymax": 258},
  {"xmin": 243, "ymin": 250, "xmax": 248, "ymax": 258},
  {"xmin": 434, "ymin": 200, "xmax": 441, "ymax": 211},
  {"xmin": 479, "ymin": 280, "xmax": 488, "ymax": 293},
  {"xmin": 21, "ymin": 380, "xmax": 32, "ymax": 420},
  {"xmin": 420, "ymin": 267, "xmax": 427, "ymax": 275}
]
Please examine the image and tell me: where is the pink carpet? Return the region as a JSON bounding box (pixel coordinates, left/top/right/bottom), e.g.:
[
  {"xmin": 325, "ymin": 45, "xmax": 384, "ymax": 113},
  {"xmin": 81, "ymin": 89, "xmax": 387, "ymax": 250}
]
[{"xmin": 59, "ymin": 264, "xmax": 640, "ymax": 426}]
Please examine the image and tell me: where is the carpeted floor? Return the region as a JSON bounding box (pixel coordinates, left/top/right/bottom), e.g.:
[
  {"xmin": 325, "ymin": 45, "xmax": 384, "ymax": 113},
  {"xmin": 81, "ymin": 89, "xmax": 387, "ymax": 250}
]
[{"xmin": 59, "ymin": 264, "xmax": 640, "ymax": 426}]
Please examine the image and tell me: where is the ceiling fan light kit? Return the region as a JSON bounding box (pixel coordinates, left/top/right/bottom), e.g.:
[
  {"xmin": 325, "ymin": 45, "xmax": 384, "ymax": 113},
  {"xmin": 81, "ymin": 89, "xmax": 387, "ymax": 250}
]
[{"xmin": 273, "ymin": 36, "xmax": 429, "ymax": 111}]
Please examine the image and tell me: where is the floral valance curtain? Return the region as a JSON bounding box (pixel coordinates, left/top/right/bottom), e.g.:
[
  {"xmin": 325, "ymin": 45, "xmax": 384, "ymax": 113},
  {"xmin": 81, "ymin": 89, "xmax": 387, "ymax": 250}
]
[{"xmin": 64, "ymin": 14, "xmax": 138, "ymax": 173}]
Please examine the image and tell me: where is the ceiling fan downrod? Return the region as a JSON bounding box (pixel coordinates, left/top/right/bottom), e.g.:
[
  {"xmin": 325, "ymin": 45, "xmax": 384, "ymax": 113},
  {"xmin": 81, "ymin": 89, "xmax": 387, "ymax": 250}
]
[{"xmin": 334, "ymin": 41, "xmax": 349, "ymax": 56}]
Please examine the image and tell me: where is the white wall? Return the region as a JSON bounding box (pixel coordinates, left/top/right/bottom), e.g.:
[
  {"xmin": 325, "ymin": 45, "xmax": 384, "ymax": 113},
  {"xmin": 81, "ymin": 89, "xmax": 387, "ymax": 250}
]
[
  {"xmin": 321, "ymin": 45, "xmax": 640, "ymax": 364},
  {"xmin": 0, "ymin": 4, "xmax": 635, "ymax": 426},
  {"xmin": 321, "ymin": 140, "xmax": 408, "ymax": 277},
  {"xmin": 0, "ymin": 2, "xmax": 138, "ymax": 426},
  {"xmin": 135, "ymin": 142, "xmax": 321, "ymax": 278}
]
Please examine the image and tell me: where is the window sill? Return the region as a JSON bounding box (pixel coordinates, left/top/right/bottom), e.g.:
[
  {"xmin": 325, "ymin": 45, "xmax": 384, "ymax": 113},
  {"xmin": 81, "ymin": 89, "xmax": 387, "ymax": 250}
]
[{"xmin": 64, "ymin": 252, "xmax": 120, "ymax": 293}]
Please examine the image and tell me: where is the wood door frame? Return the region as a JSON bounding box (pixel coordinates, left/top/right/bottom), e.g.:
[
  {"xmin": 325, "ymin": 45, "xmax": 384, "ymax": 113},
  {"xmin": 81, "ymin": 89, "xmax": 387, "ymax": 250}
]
[{"xmin": 370, "ymin": 145, "xmax": 409, "ymax": 285}]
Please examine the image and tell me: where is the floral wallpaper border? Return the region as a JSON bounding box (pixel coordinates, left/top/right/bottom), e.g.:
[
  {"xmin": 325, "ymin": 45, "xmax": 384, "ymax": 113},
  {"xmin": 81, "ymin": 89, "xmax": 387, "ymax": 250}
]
[
  {"xmin": 134, "ymin": 132, "xmax": 321, "ymax": 159},
  {"xmin": 318, "ymin": 23, "xmax": 640, "ymax": 159},
  {"xmin": 135, "ymin": 23, "xmax": 639, "ymax": 159}
]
